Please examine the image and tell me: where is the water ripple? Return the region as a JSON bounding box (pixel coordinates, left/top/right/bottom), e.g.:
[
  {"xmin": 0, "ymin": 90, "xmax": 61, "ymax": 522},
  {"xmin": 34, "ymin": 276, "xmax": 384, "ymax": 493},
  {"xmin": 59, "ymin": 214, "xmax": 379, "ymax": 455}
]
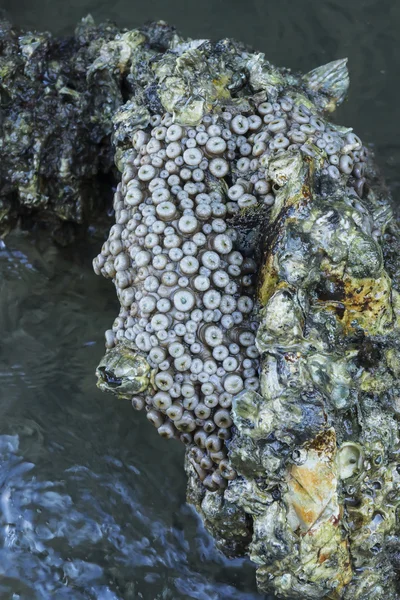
[{"xmin": 0, "ymin": 234, "xmax": 262, "ymax": 599}]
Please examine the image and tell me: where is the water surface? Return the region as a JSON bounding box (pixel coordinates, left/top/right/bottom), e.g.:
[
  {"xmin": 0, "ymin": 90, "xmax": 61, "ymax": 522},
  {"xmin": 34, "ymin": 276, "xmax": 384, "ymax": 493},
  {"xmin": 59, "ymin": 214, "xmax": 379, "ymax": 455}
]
[{"xmin": 0, "ymin": 232, "xmax": 262, "ymax": 599}]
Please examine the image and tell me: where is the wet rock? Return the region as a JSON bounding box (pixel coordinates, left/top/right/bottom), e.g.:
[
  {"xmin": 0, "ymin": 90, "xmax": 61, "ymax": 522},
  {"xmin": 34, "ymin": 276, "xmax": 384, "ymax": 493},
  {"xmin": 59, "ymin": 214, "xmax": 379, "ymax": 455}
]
[{"xmin": 2, "ymin": 15, "xmax": 400, "ymax": 598}]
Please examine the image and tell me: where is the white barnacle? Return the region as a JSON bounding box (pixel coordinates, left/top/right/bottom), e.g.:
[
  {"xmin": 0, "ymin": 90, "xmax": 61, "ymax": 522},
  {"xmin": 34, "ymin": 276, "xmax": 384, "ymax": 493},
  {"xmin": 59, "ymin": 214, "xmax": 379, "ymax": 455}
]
[
  {"xmin": 339, "ymin": 154, "xmax": 354, "ymax": 174},
  {"xmin": 237, "ymin": 296, "xmax": 254, "ymax": 313},
  {"xmin": 183, "ymin": 147, "xmax": 203, "ymax": 166},
  {"xmin": 139, "ymin": 295, "xmax": 157, "ymax": 313},
  {"xmin": 166, "ymin": 124, "xmax": 184, "ymax": 141},
  {"xmin": 135, "ymin": 250, "xmax": 151, "ymax": 267},
  {"xmin": 156, "ymin": 201, "xmax": 177, "ymax": 221},
  {"xmin": 138, "ymin": 164, "xmax": 156, "ymax": 181},
  {"xmin": 201, "ymin": 251, "xmax": 221, "ymax": 270},
  {"xmin": 238, "ymin": 194, "xmax": 257, "ymax": 209},
  {"xmin": 175, "ymin": 412, "xmax": 196, "ymax": 433},
  {"xmin": 125, "ymin": 187, "xmax": 143, "ymax": 207},
  {"xmin": 168, "ymin": 342, "xmax": 185, "ymax": 358},
  {"xmin": 179, "ymin": 256, "xmax": 200, "ymax": 275},
  {"xmin": 166, "ymin": 141, "xmax": 182, "ymax": 159},
  {"xmin": 135, "ymin": 331, "xmax": 152, "ymax": 352},
  {"xmin": 151, "ymin": 313, "xmax": 169, "ymax": 332},
  {"xmin": 203, "ymin": 325, "xmax": 224, "ymax": 348},
  {"xmin": 193, "ymin": 275, "xmax": 210, "ymax": 292},
  {"xmin": 132, "ymin": 129, "xmax": 148, "ymax": 150},
  {"xmin": 211, "ymin": 218, "xmax": 227, "ymax": 234},
  {"xmin": 213, "ymin": 409, "xmax": 233, "ymax": 428},
  {"xmin": 203, "ymin": 290, "xmax": 222, "ymax": 310},
  {"xmin": 120, "ymin": 287, "xmax": 135, "ymax": 308},
  {"xmin": 205, "ymin": 136, "xmax": 227, "ymax": 155},
  {"xmin": 212, "ymin": 234, "xmax": 233, "ymax": 255},
  {"xmin": 195, "ymin": 204, "xmax": 212, "ymax": 220},
  {"xmin": 237, "ymin": 157, "xmax": 250, "ymax": 173},
  {"xmin": 143, "ymin": 275, "xmax": 159, "ymax": 293},
  {"xmin": 157, "ymin": 422, "xmax": 175, "ymax": 439},
  {"xmin": 257, "ymin": 102, "xmax": 273, "ymax": 116},
  {"xmin": 227, "ymin": 184, "xmax": 245, "ymax": 201},
  {"xmin": 147, "ymin": 410, "xmax": 164, "ymax": 429},
  {"xmin": 166, "ymin": 403, "xmax": 183, "ymax": 421},
  {"xmin": 212, "ymin": 345, "xmax": 229, "ymax": 361},
  {"xmin": 182, "ymin": 241, "xmax": 197, "ymax": 256},
  {"xmin": 173, "ymin": 289, "xmax": 196, "ymax": 312},
  {"xmin": 149, "ymin": 346, "xmax": 167, "ymax": 365},
  {"xmin": 204, "ymin": 394, "xmax": 219, "ymax": 408},
  {"xmin": 155, "ymin": 371, "xmax": 174, "ymax": 391},
  {"xmin": 231, "ymin": 114, "xmax": 249, "ymax": 135},
  {"xmin": 193, "ymin": 232, "xmax": 207, "ymax": 246},
  {"xmin": 174, "ymin": 354, "xmax": 192, "ymax": 372},
  {"xmin": 152, "ymin": 254, "xmax": 168, "ymax": 270},
  {"xmin": 169, "ymin": 247, "xmax": 183, "ymax": 261},
  {"xmin": 131, "ymin": 397, "xmax": 145, "ymax": 411},
  {"xmin": 195, "ymin": 403, "xmax": 211, "ymax": 419},
  {"xmin": 212, "ymin": 270, "xmax": 230, "ymax": 288},
  {"xmin": 114, "ymin": 253, "xmax": 130, "ymax": 272},
  {"xmin": 209, "ymin": 158, "xmax": 229, "ymax": 178},
  {"xmin": 223, "ymin": 374, "xmax": 244, "ymax": 394},
  {"xmin": 152, "ymin": 188, "xmax": 171, "ymax": 205},
  {"xmin": 239, "ymin": 331, "xmax": 256, "ymax": 346},
  {"xmin": 153, "ymin": 391, "xmax": 172, "ymax": 410},
  {"xmin": 178, "ymin": 215, "xmax": 198, "ymax": 234}
]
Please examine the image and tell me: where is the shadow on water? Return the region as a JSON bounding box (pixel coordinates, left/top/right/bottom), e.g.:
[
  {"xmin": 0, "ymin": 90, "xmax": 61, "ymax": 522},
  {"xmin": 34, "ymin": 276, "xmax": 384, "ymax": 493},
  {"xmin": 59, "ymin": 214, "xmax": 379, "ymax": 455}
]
[{"xmin": 0, "ymin": 0, "xmax": 399, "ymax": 598}]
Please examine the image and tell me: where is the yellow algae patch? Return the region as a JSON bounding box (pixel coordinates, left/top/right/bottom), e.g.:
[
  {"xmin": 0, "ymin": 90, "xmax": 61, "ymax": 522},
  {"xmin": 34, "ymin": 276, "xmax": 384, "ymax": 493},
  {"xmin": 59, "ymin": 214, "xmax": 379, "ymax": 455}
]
[{"xmin": 341, "ymin": 271, "xmax": 394, "ymax": 335}]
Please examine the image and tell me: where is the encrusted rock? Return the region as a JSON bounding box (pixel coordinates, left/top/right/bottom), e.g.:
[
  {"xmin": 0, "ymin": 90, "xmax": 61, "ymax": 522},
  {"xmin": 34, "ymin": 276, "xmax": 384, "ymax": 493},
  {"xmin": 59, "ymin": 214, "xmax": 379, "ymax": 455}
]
[
  {"xmin": 92, "ymin": 28, "xmax": 400, "ymax": 598},
  {"xmin": 3, "ymin": 15, "xmax": 399, "ymax": 599},
  {"xmin": 0, "ymin": 17, "xmax": 178, "ymax": 242}
]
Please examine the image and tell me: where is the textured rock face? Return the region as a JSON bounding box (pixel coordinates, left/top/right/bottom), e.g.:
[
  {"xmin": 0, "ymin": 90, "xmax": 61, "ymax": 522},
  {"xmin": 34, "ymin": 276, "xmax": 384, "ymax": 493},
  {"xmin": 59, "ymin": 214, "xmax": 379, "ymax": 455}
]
[
  {"xmin": 0, "ymin": 16, "xmax": 115, "ymax": 241},
  {"xmin": 0, "ymin": 17, "xmax": 179, "ymax": 242},
  {"xmin": 2, "ymin": 15, "xmax": 400, "ymax": 599},
  {"xmin": 90, "ymin": 25, "xmax": 400, "ymax": 599},
  {"xmin": 221, "ymin": 149, "xmax": 400, "ymax": 598}
]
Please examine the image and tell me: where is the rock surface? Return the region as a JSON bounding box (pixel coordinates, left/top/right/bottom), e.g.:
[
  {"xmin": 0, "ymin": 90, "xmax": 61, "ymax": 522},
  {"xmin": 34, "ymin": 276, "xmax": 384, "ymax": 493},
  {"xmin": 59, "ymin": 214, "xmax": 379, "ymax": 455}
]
[
  {"xmin": 2, "ymin": 16, "xmax": 400, "ymax": 599},
  {"xmin": 91, "ymin": 26, "xmax": 400, "ymax": 597}
]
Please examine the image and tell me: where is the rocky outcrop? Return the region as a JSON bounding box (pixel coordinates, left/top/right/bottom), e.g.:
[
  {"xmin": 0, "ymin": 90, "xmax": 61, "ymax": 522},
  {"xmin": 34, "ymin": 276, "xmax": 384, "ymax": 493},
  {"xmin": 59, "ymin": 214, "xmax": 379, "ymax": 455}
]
[{"xmin": 2, "ymin": 16, "xmax": 400, "ymax": 598}]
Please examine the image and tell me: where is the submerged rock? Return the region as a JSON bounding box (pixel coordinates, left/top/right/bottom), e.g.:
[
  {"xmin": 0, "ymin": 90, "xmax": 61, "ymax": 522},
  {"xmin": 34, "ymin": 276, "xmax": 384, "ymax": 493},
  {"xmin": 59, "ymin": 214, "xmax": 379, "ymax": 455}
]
[{"xmin": 2, "ymin": 15, "xmax": 400, "ymax": 599}]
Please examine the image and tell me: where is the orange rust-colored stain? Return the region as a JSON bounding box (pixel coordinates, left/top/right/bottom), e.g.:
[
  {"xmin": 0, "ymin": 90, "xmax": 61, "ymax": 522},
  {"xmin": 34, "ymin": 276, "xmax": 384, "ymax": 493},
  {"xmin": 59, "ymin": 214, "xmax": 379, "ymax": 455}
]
[
  {"xmin": 288, "ymin": 463, "xmax": 335, "ymax": 530},
  {"xmin": 291, "ymin": 501, "xmax": 320, "ymax": 529},
  {"xmin": 286, "ymin": 429, "xmax": 337, "ymax": 530},
  {"xmin": 318, "ymin": 552, "xmax": 329, "ymax": 564},
  {"xmin": 291, "ymin": 463, "xmax": 333, "ymax": 503}
]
